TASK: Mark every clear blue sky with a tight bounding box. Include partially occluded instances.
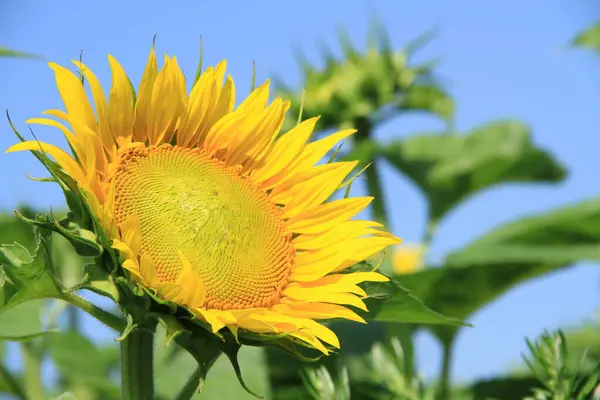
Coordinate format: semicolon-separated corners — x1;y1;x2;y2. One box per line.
1;0;600;384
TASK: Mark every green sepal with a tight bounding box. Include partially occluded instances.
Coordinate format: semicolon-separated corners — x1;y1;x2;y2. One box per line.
158;315;189;348
67;263;121;302
115;314;138;342
14;211;102;257
220;339;263;399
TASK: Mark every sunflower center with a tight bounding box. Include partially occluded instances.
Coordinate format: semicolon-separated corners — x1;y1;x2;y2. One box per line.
113;145;293;310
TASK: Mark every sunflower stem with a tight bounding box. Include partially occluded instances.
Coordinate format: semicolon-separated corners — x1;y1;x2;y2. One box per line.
436;336;455;400
354;117;389;228
120;320;158;400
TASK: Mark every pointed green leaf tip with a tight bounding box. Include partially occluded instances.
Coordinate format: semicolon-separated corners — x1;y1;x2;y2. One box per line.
221;341;264;399
572;22;600;54
0;46;42;59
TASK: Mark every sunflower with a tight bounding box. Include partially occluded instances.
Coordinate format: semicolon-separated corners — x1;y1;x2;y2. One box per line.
7;46;400;355
392;244;423;275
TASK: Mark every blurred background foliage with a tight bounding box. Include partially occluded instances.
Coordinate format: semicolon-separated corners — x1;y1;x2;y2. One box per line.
0;16;599;400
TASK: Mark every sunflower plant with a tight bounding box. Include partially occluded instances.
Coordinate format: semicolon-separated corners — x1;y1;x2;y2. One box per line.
0;41;466;399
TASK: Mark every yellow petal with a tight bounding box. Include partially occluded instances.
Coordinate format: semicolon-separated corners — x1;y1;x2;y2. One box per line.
6;141;85;184
119;214;142;254
293;221;382;250
177;66;217;147
252;117;319;183
48;62;97;130
286;197;373;234
331;236;401;273
273;302;365;323
226;99;286;166
107;55;135;143
174;251;205;307
278;162;358;217
133;46;158;142
236;80;270;112
139;252;157;287
147;56;186;144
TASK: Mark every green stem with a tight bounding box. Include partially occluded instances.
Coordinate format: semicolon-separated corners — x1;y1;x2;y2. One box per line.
365;161;389;226
67;305;80;331
174;366;204;400
21;342;44;400
354;117;389;228
61;292;126;332
120;320;157;400
0;364;27;400
436;337;455;400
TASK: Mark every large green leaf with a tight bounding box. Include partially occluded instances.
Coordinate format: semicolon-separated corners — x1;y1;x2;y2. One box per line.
0;299;52;340
365;280;466;326
393;198;600;342
382;120;566;221
47;331;116;391
0;239;62;314
0;209;37;250
572;22;600;54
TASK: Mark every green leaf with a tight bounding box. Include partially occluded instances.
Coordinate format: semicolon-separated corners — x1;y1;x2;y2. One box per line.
382;120;566;221
47;331;116;391
366;279;467;326
395;197;600;342
470;376;540;400
0;46;42;59
200;347;270;399
572;22;600;54
0;299;55;340
0;209;37;250
155;324;270;400
0;239;62;313
397;85;454;122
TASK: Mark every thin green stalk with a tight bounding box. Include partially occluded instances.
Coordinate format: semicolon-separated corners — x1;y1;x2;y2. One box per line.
21;342;44;400
61;292;126;332
365;162;389;226
355;117;419;384
436;337;455;400
120;320;157;400
353;117;389;227
0;364;27;400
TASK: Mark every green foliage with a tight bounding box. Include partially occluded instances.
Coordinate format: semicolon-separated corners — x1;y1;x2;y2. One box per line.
380;120;565;221
572;22;600;55
389;197;600;344
0;300;55;340
364;279;467;326
0;46;42;58
276;21;452;133
153;324;271;400
301;365;351;400
523;330;600;400
470;376;541;400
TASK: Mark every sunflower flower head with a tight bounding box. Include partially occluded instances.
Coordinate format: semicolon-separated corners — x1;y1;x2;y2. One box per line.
392;243;423;275
7;44;400;370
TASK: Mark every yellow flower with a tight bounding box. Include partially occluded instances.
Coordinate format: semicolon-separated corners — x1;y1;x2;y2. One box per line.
7;47;400;355
392;244;423;275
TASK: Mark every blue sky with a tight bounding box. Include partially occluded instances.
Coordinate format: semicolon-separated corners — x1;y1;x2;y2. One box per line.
1;0;600;384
